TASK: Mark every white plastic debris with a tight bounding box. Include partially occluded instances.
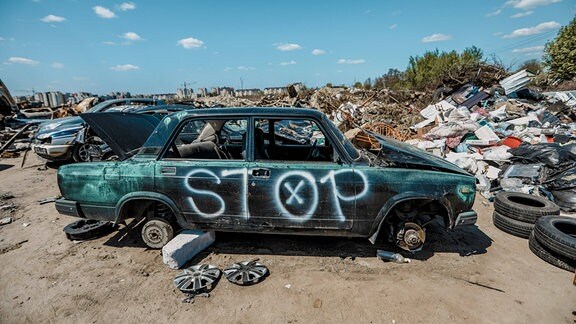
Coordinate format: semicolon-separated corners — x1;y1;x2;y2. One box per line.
474;125;499;141
485;166;502;180
162;230;216;269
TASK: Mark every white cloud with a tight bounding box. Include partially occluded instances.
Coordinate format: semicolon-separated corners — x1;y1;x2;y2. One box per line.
486;9;502;16
237;66;255;71
511;10;534;18
512;45;545;53
503;21;560;38
51;62;64;68
337;59;366;65
102;41;116;45
312;49;326;55
41;14;66;23
119;2;136;11
508;0;561;9
7;57;39;65
177;37;204;49
389;24;398;29
110;64;139;71
280;60;297;66
493;32;504;36
121;32;142;41
276;43;302;51
93;6;116;19
422;33;453;43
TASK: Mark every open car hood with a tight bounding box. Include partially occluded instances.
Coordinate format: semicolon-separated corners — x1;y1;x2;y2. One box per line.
367;131;470;176
80;112;161;160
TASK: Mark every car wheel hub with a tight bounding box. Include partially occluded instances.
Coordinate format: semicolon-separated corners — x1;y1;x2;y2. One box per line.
396;222;426;252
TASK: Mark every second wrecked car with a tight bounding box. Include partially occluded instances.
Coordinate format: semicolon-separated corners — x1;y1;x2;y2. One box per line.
55;107;477;250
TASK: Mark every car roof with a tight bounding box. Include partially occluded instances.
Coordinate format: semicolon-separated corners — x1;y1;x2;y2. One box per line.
171;107;327;119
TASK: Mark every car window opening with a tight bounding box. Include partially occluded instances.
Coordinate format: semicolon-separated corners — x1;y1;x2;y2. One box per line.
254;118;336;163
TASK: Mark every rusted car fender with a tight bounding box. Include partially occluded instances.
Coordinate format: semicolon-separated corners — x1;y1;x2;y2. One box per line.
368;191;453;244
114;191;187;228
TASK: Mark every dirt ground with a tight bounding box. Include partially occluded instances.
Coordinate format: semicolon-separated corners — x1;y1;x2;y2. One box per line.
0;154;574;323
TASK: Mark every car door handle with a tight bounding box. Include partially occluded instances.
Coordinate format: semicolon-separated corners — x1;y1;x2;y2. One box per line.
161;167;176;176
252;168;270;178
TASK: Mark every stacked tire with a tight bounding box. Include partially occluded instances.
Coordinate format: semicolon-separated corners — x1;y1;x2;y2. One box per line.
493;192;560;239
529;216;576;272
492;192;576;272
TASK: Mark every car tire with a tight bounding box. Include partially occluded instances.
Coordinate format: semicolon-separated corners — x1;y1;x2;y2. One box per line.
141;217;174;249
528;231;575;272
494;192;560;223
492;211;533;239
63;219;114;241
533;216;576;260
73;143;91;162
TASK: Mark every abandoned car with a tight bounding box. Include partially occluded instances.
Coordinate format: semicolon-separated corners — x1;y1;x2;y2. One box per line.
32;98;166;162
55;107;477;250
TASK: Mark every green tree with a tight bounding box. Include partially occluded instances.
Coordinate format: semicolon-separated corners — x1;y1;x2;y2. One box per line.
405;46;484;90
325;82;333;88
543;17;576;81
363;78;372;90
518;59;542;74
353;81;363;89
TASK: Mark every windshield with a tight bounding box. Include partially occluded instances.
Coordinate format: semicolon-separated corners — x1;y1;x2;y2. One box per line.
322;114;360;160
85;100;111;113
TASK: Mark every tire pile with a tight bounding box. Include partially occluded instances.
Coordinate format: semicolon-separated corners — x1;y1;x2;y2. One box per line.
493;192;576;272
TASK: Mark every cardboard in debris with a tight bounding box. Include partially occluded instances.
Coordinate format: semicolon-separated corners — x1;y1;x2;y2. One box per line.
465;139;498;146
474;125;499;141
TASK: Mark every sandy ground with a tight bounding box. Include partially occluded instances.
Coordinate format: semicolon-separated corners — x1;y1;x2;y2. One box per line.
0;154;574;323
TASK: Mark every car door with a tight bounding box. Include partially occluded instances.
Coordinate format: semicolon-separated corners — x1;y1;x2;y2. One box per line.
246;117;358;231
154;117;250;230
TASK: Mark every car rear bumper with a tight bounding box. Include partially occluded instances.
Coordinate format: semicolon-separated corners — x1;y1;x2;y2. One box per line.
55;199;84;218
454;210;477;227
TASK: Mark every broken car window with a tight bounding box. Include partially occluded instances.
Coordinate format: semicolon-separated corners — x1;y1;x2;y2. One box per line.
254;118;334;162
164;118;247;160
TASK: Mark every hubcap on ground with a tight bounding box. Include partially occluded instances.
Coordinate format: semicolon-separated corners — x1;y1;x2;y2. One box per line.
173;264;221;293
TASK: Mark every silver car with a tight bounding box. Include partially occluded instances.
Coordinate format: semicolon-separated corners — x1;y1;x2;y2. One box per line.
32;98;165;162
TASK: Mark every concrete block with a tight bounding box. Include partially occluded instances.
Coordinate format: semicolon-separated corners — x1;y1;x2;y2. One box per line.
162;230;215;269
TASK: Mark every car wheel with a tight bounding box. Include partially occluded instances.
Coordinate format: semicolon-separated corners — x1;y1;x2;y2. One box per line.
533;216;576;260
141;217;174;249
73;143;91;162
492;211;533;239
494;192;560;223
528;231;575;272
63;219;114;241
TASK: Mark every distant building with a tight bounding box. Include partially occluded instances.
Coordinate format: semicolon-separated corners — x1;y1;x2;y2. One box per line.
263;87;285;95
235;88;262;97
176;87;194;100
155;93;177;101
208;87;235;96
48;91;65;107
197;88;208;97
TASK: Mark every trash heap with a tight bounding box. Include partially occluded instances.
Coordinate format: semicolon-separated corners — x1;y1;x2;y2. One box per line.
404;70;576;212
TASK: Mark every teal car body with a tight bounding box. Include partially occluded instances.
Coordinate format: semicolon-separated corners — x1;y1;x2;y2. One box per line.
56;107;477;249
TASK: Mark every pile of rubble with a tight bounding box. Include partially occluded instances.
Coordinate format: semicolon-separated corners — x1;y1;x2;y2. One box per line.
403;70;576;211
194;86;428;137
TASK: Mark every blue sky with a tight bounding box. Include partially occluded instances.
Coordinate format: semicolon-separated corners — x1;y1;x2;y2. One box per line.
0;0;573;95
